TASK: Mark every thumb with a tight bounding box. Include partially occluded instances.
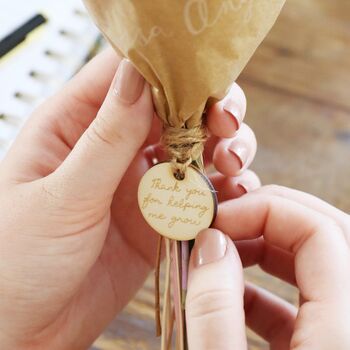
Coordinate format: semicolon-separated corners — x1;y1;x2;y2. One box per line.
51;59;153;199
186;229;247;350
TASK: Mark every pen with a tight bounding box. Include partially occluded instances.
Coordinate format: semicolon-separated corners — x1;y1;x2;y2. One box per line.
0;14;47;59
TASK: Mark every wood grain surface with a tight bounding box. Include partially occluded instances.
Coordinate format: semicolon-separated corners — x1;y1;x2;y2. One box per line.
93;0;350;348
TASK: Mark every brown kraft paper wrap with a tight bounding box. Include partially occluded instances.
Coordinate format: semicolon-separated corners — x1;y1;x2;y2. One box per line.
83;1;286;163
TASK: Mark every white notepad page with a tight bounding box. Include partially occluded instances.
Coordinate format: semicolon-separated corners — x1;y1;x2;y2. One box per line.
0;0;102;159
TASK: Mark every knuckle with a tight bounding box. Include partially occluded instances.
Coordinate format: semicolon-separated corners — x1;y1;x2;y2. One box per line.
346;215;350;227
186;289;236;319
39;176;78;211
87;115;125;147
40;174;78;204
40;176;65;202
260;184;285;194
319;218;343;236
39;175;94;219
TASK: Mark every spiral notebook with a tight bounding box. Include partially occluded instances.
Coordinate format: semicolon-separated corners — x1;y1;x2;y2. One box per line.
0;0;104;160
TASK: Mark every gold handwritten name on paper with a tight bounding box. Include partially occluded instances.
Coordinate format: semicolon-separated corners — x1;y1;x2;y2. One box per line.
138;163;216;240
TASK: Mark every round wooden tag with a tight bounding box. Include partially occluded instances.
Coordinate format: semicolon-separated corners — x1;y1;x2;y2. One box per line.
138;162;217;241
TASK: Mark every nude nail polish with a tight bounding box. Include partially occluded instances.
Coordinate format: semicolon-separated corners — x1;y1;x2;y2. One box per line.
228;139;249;169
114;59;145;104
193;229;227;267
223;99;243;129
235;180;251;194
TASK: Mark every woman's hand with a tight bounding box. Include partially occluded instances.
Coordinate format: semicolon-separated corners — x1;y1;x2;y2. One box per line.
186;186;350;350
0;48;258;349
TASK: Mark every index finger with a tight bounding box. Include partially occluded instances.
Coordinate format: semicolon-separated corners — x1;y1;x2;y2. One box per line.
214;193;350;302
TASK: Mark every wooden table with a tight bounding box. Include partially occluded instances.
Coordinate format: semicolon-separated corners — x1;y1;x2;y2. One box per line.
93;1;350;348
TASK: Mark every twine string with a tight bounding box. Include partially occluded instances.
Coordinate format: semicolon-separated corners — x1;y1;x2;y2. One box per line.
161;126;207;180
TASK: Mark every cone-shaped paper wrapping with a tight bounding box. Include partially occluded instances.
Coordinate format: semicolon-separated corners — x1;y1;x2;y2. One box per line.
83;0;285;129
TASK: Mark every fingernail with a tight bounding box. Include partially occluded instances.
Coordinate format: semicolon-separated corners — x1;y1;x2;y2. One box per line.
235;180;255;194
236;184;248;195
228;139;249;169
194;229;227;267
234;176;249;194
223;99;243;129
144;145;159;166
114;59;145;104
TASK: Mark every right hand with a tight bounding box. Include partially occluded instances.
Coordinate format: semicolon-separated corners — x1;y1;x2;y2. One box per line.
185;185;350;349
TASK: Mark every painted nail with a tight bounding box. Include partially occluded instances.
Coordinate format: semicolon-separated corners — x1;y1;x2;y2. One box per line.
233;175;249;194
235;183;248;195
235;179;254;194
223;99;243;129
194;229;227;267
114;59;145;104
144;145;159;166
228;139;249;169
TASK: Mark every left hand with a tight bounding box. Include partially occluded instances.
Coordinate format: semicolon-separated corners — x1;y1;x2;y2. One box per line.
0;48;258;349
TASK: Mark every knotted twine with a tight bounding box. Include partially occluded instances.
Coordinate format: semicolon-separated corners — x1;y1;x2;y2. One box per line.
161;125;207;180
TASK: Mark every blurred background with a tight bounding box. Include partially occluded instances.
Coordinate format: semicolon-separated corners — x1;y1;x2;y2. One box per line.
1;0;349;349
